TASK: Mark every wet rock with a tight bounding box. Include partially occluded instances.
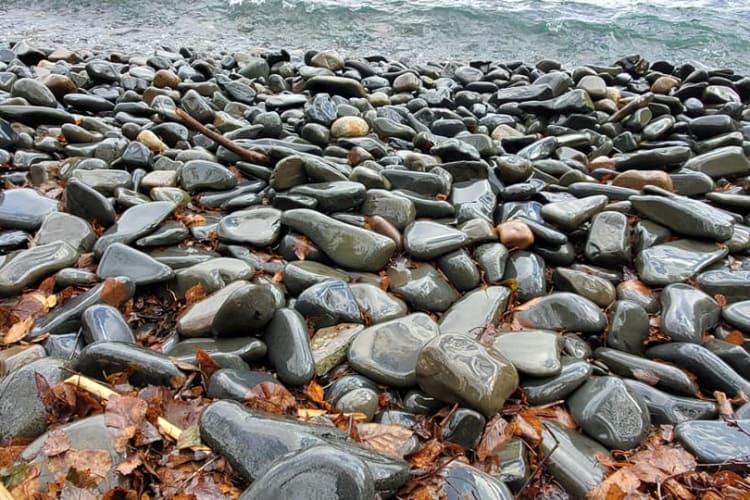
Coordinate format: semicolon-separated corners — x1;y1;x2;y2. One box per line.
217;207;282;247
623;379;717;425
521;357;592;405
415;333;519;417
387;262;460;312
0;188;58;230
349;313;439;387
0;241;79;297
97;243;175;285
282;209;395;272
0;358;66;440
264;308;315;386
636;239;728;286
295;280;362;328
595;347;698;397
696;270;750;303
631;194;734;241
177;280;248;337
75;341;185;388
403;220;468;260
683;145;750;178
350;284;408;324
94;201;176;256
34;212;95;252
585;211;631;266
541;195;608;231
207;369;279;400
311;324;364;376
675;420;750;464
552;267;616;307
513;292;606;334
81;304;136;344
213;283;278;336
434;461;513;500
606;300;649;354
568;376;650;450
181;160;237;192
240;445;375;500
660;283;720;344
491;330;563;377
722;300;750;333
439;286;511;336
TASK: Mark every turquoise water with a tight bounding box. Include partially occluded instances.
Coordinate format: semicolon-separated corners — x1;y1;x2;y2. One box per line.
1;0;749;71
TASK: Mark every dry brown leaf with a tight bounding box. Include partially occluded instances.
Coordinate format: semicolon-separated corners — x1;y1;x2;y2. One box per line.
36;373;77;422
10;291;48;322
184;283;206;309
587;467;643;500
104;394;148;453
3;316;34;344
42;429;71;457
100;277;132;307
195;348;221;385
529;405;578;429
407;439;444;469
723;330;747;346
629;446;696;484
476;415;513;462
115;454;142;476
513;410;543;447
357;423;414;458
47;449;112;483
245;382;297;416
176;424;202;450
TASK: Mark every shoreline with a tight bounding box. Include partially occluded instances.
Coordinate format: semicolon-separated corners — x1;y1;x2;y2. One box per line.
1;39;750;498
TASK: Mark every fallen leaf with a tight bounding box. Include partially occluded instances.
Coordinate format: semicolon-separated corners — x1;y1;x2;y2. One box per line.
42;429;71;457
195;348;221;385
723;330;746;346
477;415;513;462
513;410;543;447
587;467;642;499
59;483;99;500
176;424;202;450
245;382;297;416
10;291;48;322
529;405;578;430
357;423;414;458
184;283;205;309
115;454;142;476
714;294;728;308
47;449;112;484
407;439;444;469
714;391;734;418
3;316;34;344
629;446;696;484
100;277;132;307
104;394;148;453
35;374;77;422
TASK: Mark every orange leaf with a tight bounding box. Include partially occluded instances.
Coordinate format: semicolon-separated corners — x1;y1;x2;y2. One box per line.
513;410;543;447
184;283;206;308
11;291;49;322
305;380;325;405
587;468;641;500
476;415;513;462
723;330;746;346
407;439;444;469
245;382;297;416
195;348;221;384
42;430;71;457
100;277;132;306
357;423;414;458
528;405;578;430
714;294;728;308
46;449;112;484
3;316;34;344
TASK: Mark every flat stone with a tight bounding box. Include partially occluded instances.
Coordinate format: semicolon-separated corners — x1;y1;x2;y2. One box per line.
568;376;650;450
623;379;717;425
675;420;750;464
81;304;136;344
387;262;460;312
283;260;350;296
682;145;750;178
723;300;750;333
181;160;237;192
503;251;546;301
34;212;95;253
177;280;248;337
217;207;282;247
541;195;608;231
348;313;440;387
473;243;509;284
311;324;365;376
290;181;366;213
513;292;606;334
240;445;375;500
491;330;563;377
361;189;416;230
521;357;592;405
595;347;698;397
437;249;481;291
416;333;519;417
552;267;616;307
607;300;649;354
660;283;720;343
94;201;176;257
631;194;734;241
439;286;511;336
0;188;58;230
295;280;362;328
585;211;631;267
76;341;185;388
350;283;408;324
636;239;728;286
434;461;513;500
97;243;175;285
403;220;468;261
0;241;79;297
282;209;395;272
207;369;279;401
697;270;750;303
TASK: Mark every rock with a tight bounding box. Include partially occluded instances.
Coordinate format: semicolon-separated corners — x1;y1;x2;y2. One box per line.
503;251;546;301
81;304;136;344
606;300;649;354
623;380;717;425
473;243;509;284
568;376;650;450
331;116;369;137
264;308;315;386
403;220;468;260
181;160;237;192
631;194;734;241
177;281;248;337
595;346;698;396
336;389;380;421
697;270;750;303
439;286;511;336
217;207;282;247
11;78;58;107
645;343;750;397
585;211;631;266
722;300;750;333
415;333;519;417
207;369;279;400
361;189;416;230
348;313;440;387
387;262;460;312
0;241;79;297
636;239;728;286
200;400;409;492
0;358;66;440
212;283;278;336
75;341;185;388
660;284;720;343
442;408;485;450
434;461;513;500
311;324;364;376
350;284;408;324
97;243;175;285
612;170;673;191
491;330;563;377
94;201;176;256
240;446;375;500
541;195;608;231
675;420;750;464
541;422;610;499
521;357;592;405
497;220;534;250
552;267;616;307
295;280;362;328
64;178;116;227
0;188;58;230
682;145;750;178
513;292;606;334
34;212;95;253
282;209;395;272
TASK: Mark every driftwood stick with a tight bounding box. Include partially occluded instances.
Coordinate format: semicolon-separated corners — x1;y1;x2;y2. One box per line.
174;108;270;164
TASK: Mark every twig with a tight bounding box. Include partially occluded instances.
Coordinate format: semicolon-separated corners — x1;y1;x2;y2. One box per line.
174;108;270;164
